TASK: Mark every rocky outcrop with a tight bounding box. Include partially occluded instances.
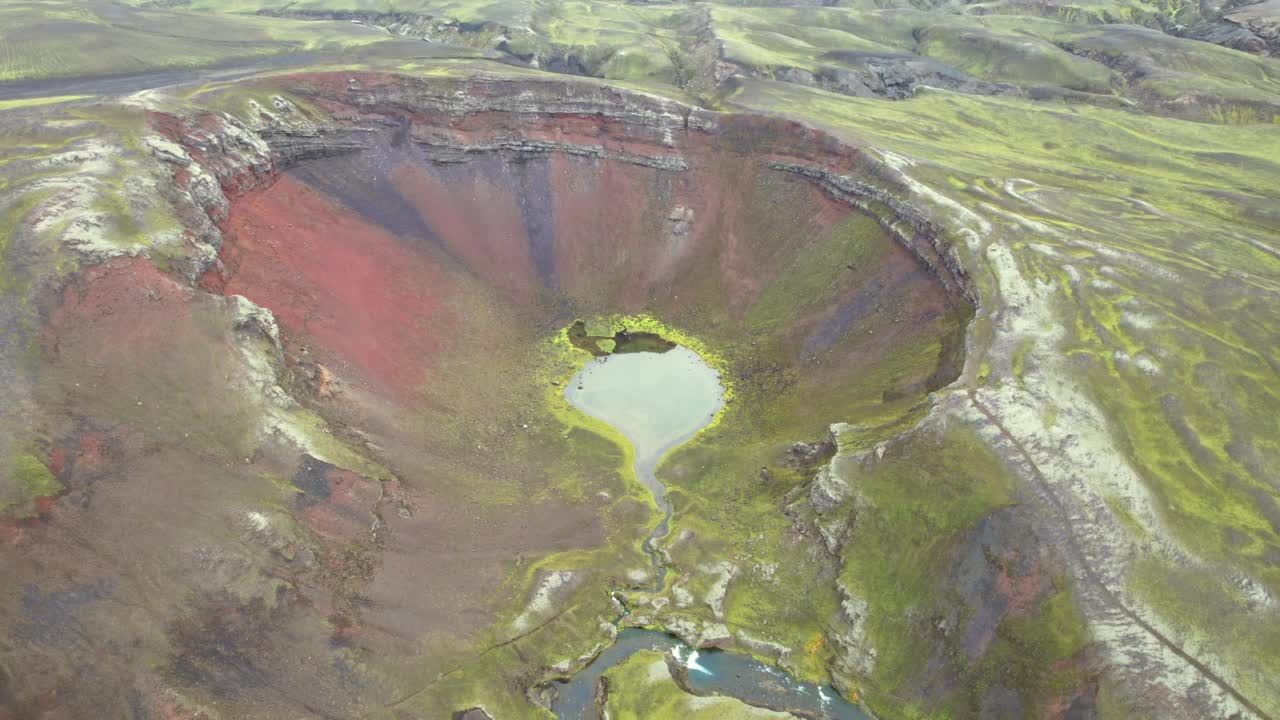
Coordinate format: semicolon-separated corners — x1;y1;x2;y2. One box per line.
1187;0;1280;56
661;615;733;649
767;160;974;303
740;52;1019;101
829;580;876;679
787;438;834;467
808;465;850;514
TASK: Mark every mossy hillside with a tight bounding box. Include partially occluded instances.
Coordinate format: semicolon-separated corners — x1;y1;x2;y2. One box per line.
0;188;59;296
530;0;687;84
961;582;1093;713
710;5;936;58
169;0;692;86
710;6;902;74
0;95;91;111
832;426;1092;718
107;0;1280;123
136;0;508;13
831;427;1016;696
908;13;1280;110
745;211;884;332
643;321;965;677
1074;322;1280;591
914;23;1117;94
704;3;1280;121
729;73;1278;702
1027;0;1219;27
1050;23;1280;92
599;650;790;720
0;0;406;82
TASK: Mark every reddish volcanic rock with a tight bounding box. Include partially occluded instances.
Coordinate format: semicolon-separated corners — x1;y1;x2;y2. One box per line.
390;159;544;303
205;174;455;393
290;455;381;542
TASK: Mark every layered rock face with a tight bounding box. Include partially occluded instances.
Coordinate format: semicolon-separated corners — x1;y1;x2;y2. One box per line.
195;71;973;410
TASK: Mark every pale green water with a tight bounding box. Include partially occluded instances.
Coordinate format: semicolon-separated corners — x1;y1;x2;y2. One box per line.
563;346;724;511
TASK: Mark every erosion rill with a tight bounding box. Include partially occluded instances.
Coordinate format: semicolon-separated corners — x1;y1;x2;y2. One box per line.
1;37;1277;720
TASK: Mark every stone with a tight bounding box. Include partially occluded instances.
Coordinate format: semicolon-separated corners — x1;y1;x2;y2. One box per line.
809;465;850;514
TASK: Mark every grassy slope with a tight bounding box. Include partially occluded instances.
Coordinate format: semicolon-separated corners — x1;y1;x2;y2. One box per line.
833;424;1093;716
0;0;412;82
106;0;1280;118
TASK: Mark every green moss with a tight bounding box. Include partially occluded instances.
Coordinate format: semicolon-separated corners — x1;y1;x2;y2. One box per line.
0;95;90;111
747;212;883;331
2;452;63;518
977;359;992;384
818;427;1094;718
836;427;1015;703
1011;338;1033;383
1104;494;1149;539
0;0;400;82
916;23;1116;94
280;408;392;480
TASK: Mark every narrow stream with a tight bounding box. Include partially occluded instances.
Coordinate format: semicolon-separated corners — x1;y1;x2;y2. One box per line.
562;345;723;589
553;342;872;720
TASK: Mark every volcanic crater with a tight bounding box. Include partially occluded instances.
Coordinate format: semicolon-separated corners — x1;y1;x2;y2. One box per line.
18;71;976;717
200;71;971;399
199;71;971;714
